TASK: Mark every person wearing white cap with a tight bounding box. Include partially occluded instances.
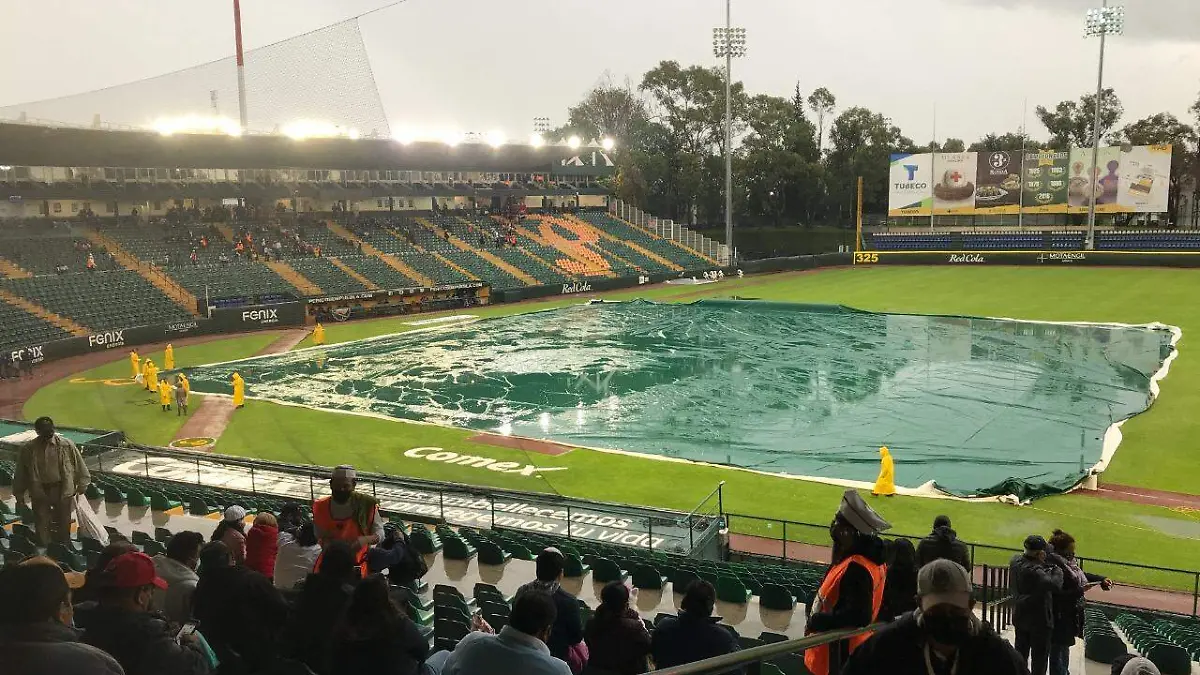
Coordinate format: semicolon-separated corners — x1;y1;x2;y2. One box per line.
211;505;248;565
313;464;383;576
842;559;1027;675
805;489;891;675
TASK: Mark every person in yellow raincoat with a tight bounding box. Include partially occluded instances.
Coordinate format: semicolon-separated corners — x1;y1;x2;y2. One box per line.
157;378;172;412
146;360;159;392
872;446;896;496
141;358;152;389
312;322;325;346
130;349;140;379
231;372;245;408
164;343;175;370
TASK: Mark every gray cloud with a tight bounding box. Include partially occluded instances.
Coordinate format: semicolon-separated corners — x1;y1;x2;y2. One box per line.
947;0;1200;41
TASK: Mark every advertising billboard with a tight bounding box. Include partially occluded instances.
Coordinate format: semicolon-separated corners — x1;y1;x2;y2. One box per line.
932;152;978;215
1119;144;1172;213
1022;149;1070;214
888;153;933;216
974;150;1024;214
1068;146;1122;214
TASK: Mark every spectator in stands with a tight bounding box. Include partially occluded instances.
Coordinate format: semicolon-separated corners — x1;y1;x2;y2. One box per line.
12;416;91;545
918;515;971;571
282;540;360;673
842;559;1026;675
651;580;740;673
152;531;204;624
277;503;306;536
0;557;124;675
881;538;920;621
245;512;280;581
805;489;891;675
81;552;211;675
1010;535;1064;675
191;541;289;673
433;589;569;675
86;253;96;271
313;465;383;575
514;547;585;667
1047;530;1111;675
210;505;247;565
74;541;139;606
1111;654;1160;675
276;521;323;590
584;581;651;675
330;573;429;675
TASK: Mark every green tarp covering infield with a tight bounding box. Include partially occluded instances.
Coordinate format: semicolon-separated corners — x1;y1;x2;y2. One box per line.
182;301;1176;500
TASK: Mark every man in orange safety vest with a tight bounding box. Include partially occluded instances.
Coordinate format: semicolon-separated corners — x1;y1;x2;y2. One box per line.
312;465;382;576
805;489;891;675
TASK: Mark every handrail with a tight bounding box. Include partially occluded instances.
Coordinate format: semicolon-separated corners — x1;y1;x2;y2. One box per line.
686;480;726;520
645;623;883;675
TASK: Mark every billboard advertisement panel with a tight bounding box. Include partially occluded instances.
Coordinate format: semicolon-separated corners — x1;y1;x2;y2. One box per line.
974;150;1024;214
1022;149;1070;214
932;152;978;215
1068;146;1123;214
888;153;933;216
1119;144;1172;213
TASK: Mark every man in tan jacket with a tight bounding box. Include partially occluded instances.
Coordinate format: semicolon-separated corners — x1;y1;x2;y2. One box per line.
13;416;91;545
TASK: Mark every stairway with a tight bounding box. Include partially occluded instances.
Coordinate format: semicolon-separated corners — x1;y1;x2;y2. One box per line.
328;257;380;290
265;260;323;296
616;214;720;265
566;215;683;272
0;256;33;279
0;288;90;335
445;237;538;286
81;228;201;317
328;221;434;286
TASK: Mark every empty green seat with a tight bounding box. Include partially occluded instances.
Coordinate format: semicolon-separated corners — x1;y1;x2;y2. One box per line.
631;564;668;590
716;576;753;604
759;584;796;611
591;557;628;584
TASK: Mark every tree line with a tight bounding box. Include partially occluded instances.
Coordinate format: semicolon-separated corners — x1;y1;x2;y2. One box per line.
554;62;1200;228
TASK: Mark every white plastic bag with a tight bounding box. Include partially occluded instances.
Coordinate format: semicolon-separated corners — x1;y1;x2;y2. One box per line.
75;493;109;545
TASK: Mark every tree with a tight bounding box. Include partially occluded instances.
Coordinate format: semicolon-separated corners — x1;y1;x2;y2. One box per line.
826;107;914;215
739;94;822;225
1035;88;1123;148
560;75;650;151
941;138;966;153
1117;112;1199;219
969;131;1037;152
807;87;836;151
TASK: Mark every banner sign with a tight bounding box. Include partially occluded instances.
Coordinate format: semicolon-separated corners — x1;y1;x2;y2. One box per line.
854;251;1200;268
932;152;978;215
888;153;934;216
974;151;1024;214
306;281;486;305
890;145;1173;216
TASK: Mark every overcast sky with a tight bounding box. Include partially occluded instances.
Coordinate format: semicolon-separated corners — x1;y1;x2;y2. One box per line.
0;0;1196;145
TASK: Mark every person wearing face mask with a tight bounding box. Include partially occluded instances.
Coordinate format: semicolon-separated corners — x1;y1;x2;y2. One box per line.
805;489;891;675
80;552;212;675
0;557;124;675
843;559;1027;675
314;465;383;576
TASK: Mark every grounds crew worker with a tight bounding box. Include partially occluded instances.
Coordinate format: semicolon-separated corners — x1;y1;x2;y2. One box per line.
872;446;896;496
164;343;175;371
13;416;91;545
130;349;140;379
231;372;245;408
806;489;891;675
158;378;173;412
312;322;325;346
313;465;382;576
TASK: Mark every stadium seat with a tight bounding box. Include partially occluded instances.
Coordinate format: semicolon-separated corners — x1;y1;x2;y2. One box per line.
563;552;590;579
151;492;183;511
759;584;796;611
591;557;628;584
716;576;753;604
631;564;668;590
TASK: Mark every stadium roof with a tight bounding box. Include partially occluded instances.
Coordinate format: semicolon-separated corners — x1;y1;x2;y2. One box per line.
0;123;615;175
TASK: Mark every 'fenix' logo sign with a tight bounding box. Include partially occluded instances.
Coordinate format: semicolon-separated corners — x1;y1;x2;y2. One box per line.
242;309;279;323
88;330;125;348
9;345;44;363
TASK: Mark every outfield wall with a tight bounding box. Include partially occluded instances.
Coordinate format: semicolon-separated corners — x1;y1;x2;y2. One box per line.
852;251;1200;267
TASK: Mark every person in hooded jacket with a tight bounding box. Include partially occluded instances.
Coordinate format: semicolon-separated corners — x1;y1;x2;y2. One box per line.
843;559;1027;675
918;515;971;571
190;541;289;673
1010;535;1064;675
880;538;919;621
244;512;280;581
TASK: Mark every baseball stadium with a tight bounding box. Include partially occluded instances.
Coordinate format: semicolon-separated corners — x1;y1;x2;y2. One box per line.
2;3;1200;675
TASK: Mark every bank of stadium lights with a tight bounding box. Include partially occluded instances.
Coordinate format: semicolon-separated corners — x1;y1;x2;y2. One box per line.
601;138;615;151
281;120;360;141
530;133;547;148
1085;4;1124;37
485;130;507;148
152;115;242;137
567;135;582;150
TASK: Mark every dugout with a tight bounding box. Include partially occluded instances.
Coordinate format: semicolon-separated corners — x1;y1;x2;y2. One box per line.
306;281;488;323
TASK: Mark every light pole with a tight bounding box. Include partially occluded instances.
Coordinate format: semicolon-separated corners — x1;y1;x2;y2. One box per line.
1083;2;1124;250
713;8;746;265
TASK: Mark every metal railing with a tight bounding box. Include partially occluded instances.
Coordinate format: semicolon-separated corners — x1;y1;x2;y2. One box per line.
646;623;882;675
725;512;1200;617
609;199;731;265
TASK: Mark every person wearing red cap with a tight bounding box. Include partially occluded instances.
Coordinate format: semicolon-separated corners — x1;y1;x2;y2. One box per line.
80;552;212;675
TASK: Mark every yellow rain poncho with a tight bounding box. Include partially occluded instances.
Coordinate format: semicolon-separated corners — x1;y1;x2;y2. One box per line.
872;446;896;496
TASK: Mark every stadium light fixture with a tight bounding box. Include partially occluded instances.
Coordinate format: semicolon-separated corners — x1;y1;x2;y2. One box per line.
530;133;546;148
442;130;464;147
486;130;507;148
281;120;357;141
1082;1;1124;251
348;129;361;140
601;137;615;151
393;129;418;145
151;114;242;137
567;135;582;150
714;2;747;266
0;166;10;171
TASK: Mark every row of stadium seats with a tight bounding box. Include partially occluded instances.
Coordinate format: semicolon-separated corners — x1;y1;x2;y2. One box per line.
337;253;420;289
0;269;193;330
286;256;369;295
0;228;107;274
0;297;72;354
867;230;1200;252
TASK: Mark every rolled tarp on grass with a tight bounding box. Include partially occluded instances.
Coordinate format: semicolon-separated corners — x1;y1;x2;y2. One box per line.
181;300;1178;502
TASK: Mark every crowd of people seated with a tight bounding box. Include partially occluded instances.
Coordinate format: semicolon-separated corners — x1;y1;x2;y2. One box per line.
2;423;1147;675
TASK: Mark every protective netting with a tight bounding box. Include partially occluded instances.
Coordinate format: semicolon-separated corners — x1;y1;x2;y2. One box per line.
0;19;389;136
182;301;1175;499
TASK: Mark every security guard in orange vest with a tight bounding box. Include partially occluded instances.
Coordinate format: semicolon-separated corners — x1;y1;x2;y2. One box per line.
313;465;382;576
805;489;891;675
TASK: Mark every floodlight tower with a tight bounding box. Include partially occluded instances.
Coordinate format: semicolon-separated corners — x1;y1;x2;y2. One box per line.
713;4;746;265
1083;1;1124;250
233;0;249;131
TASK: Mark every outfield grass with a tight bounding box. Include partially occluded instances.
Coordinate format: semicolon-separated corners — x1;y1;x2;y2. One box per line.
28;267;1200;590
